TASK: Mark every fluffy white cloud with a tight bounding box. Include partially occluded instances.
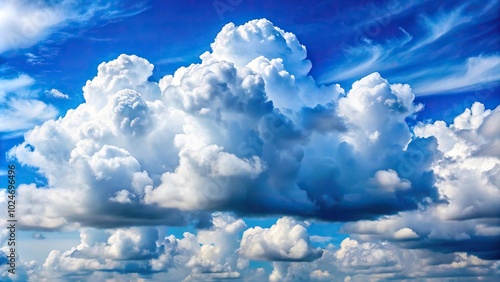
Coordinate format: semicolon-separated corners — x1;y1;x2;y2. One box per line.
267;237;499;281
44;89;69;99
204;19;312;78
297;71;439;222
7;18;444;232
201;18;343;110
393;227;419;240
239;217;323;262
371;169;411;192
30;213;248;281
343;102;500;260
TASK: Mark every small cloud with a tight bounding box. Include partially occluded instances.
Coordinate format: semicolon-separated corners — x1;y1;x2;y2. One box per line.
310;235;333;243
25;47;59;65
393;228;419;240
25;52;42;65
32;232;46;240
156;57;187;65
239;217;323;262
109;189;134;204
45;89;69;99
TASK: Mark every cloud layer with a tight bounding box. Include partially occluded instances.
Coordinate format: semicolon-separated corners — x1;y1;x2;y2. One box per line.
2;18;499;280
2;214;498;281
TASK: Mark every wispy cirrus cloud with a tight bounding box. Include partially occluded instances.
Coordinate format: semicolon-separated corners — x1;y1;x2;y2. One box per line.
0;0;148;54
0;73;58;135
319;0;499;95
413;55;500;95
0;74;34;102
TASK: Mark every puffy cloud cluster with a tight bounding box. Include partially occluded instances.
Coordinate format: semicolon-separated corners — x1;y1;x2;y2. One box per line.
1;212;499;280
9;19;441;232
22;213;249;281
343;102;500;260
298;72;441;221
267;237;500;281
239;217;322;261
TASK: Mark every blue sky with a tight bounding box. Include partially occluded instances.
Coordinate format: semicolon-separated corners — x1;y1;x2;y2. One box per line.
1;0;499;281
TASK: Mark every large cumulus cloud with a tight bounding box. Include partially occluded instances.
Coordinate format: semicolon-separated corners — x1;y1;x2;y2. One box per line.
8;19;443;232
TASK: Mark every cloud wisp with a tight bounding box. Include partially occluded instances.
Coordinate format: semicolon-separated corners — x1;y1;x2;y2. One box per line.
0;73;59;135
319;0;500;95
0;0;148;54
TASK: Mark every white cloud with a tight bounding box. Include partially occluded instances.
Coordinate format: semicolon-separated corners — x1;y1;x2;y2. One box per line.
310;235;333;243
202;18;343;110
410;3;473;52
0;74;35;102
0;0;65;53
31;213;248;281
266;237;498;281
239;217;323;262
0;0;148;53
318;1;500;95
414;55;500;95
343;102;500;259
0;73;61;134
204;19;312;78
393;228;419;240
45;88;69;99
371;169;411;192
7;19;443;231
0;98;58;133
